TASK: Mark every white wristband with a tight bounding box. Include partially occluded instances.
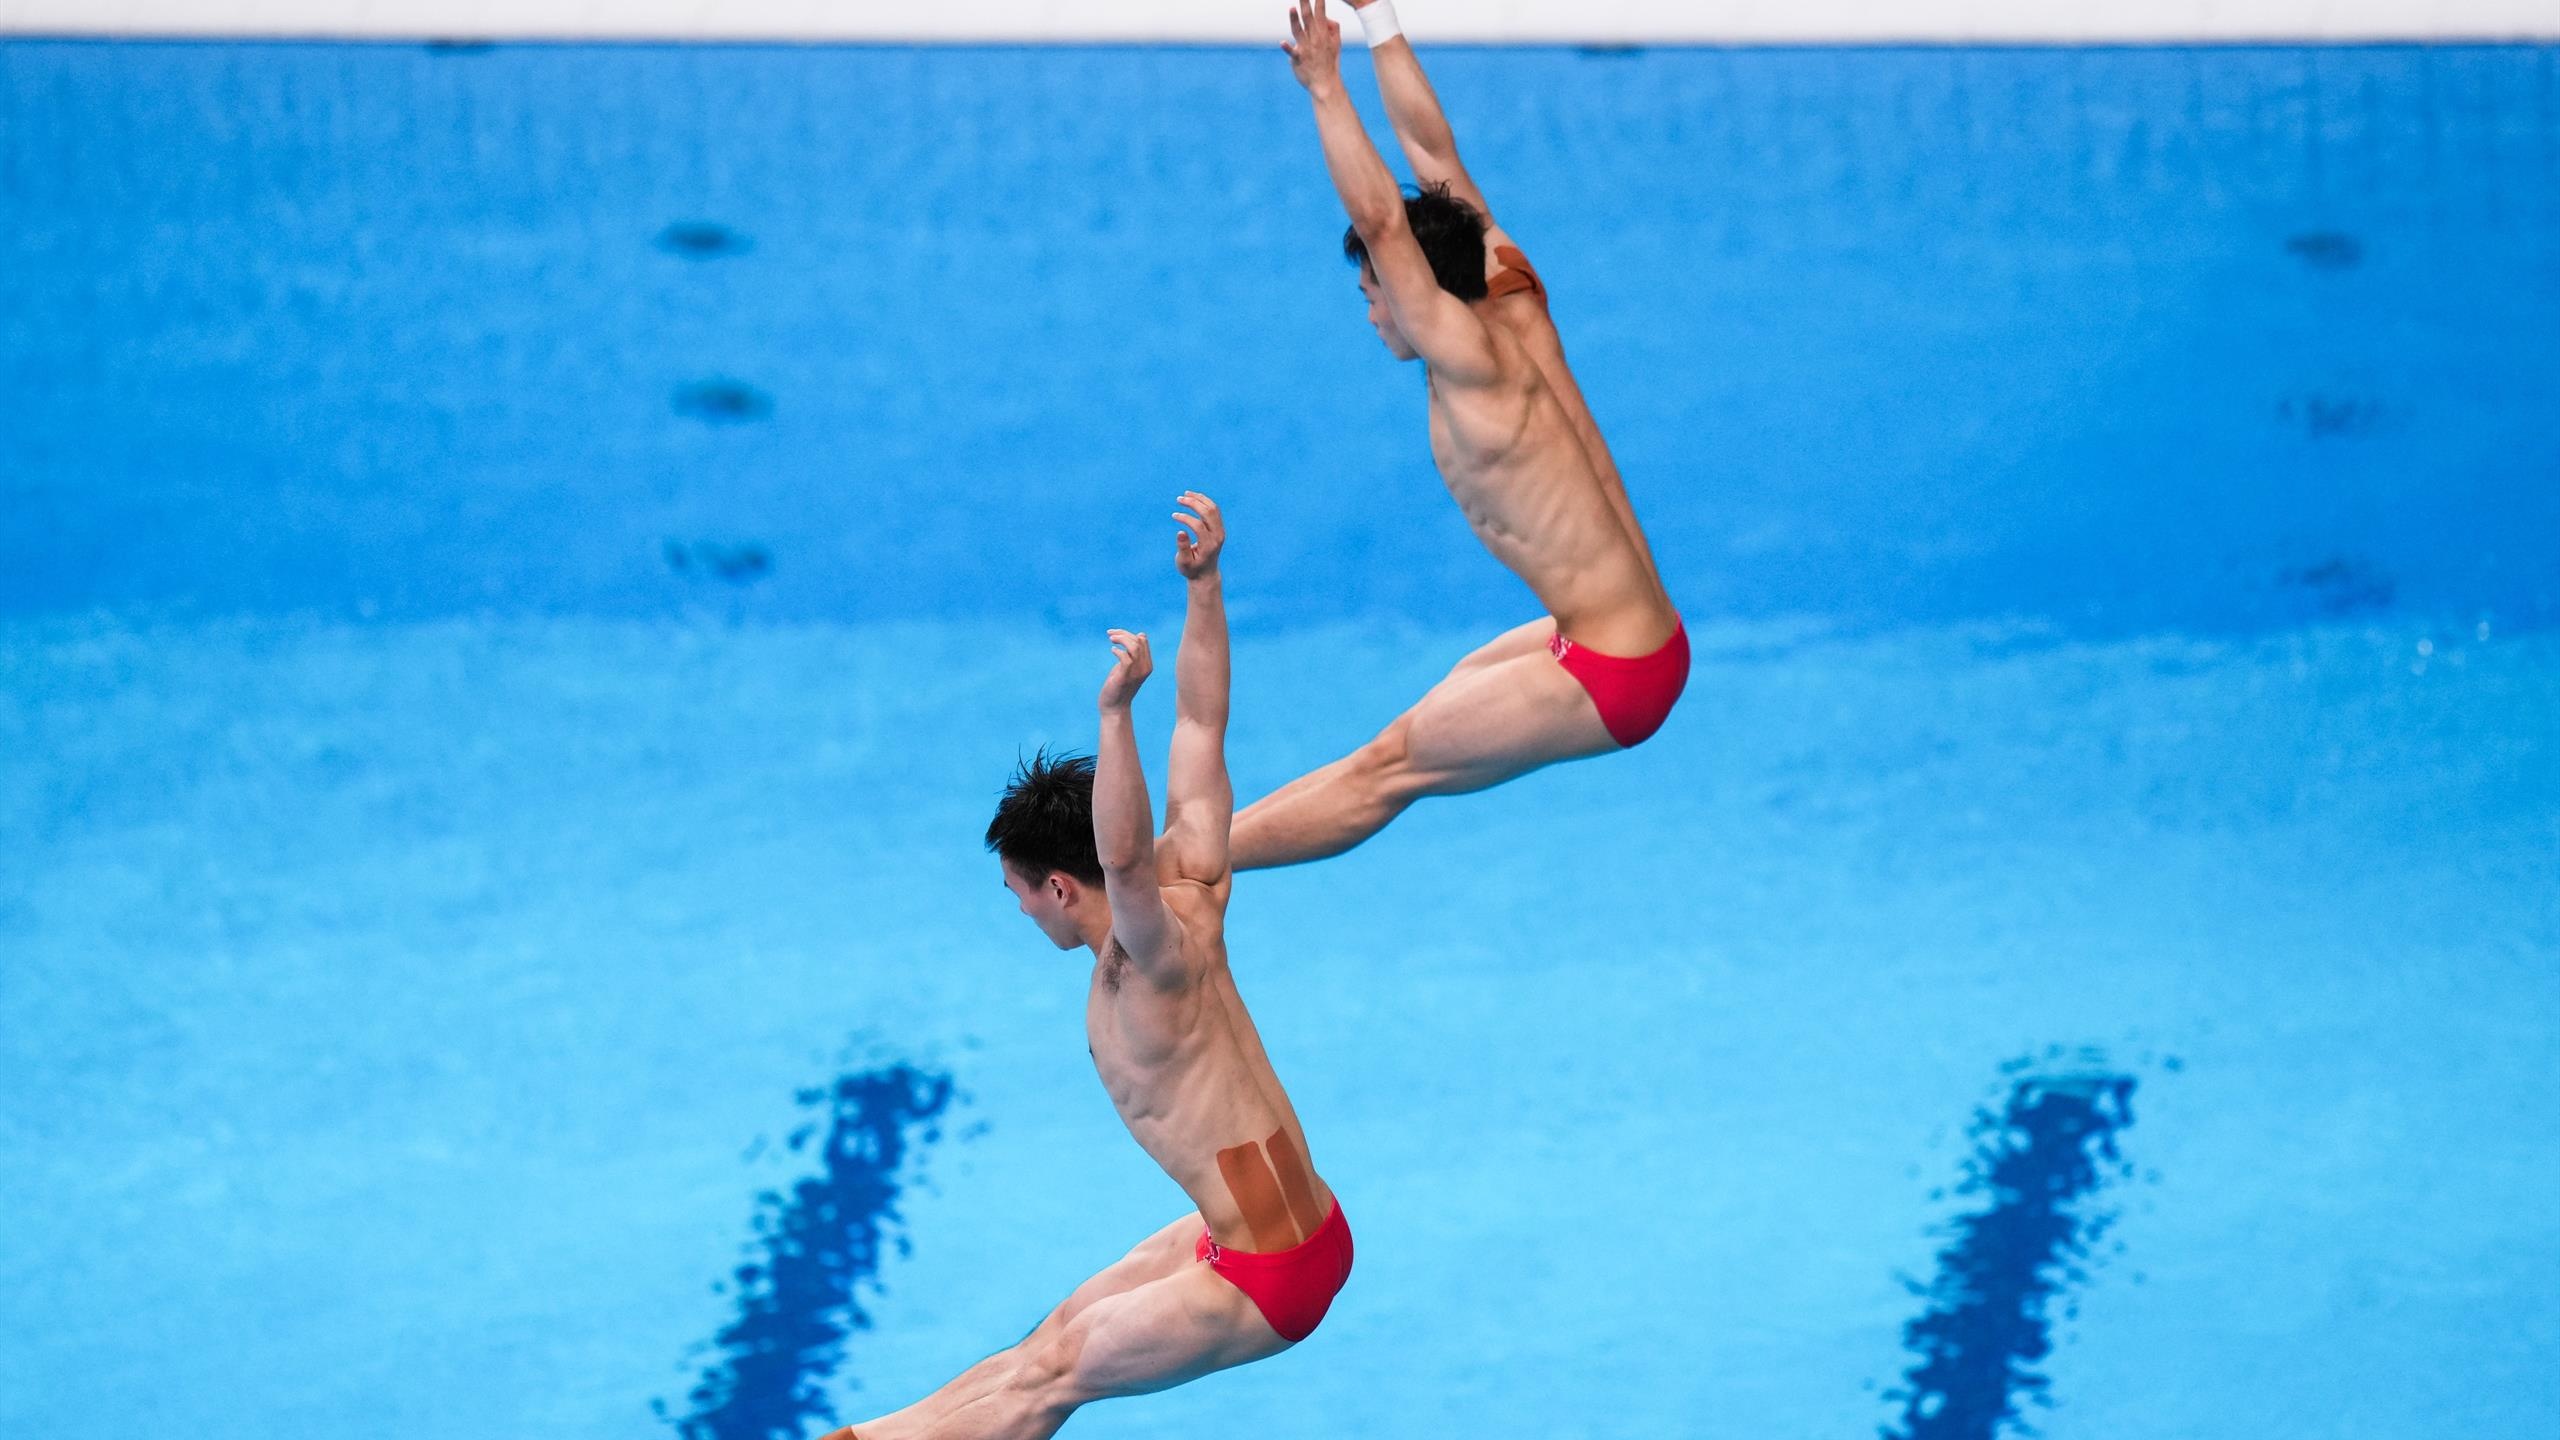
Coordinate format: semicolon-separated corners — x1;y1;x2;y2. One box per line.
1354;0;1404;48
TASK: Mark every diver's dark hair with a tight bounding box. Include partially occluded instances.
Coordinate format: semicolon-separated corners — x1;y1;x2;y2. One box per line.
1341;182;1490;302
986;748;1104;885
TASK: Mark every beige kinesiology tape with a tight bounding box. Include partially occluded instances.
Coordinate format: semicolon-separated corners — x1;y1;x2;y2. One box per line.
1214;1128;1326;1253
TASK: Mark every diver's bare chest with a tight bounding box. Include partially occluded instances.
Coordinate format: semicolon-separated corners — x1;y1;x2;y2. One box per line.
1085;978;1183;1095
1085;1017;1183;1124
1424;447;1536;548
1428;411;1553;539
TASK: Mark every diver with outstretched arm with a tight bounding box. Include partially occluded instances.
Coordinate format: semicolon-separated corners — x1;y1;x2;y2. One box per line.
828;494;1351;1439
1230;0;1689;872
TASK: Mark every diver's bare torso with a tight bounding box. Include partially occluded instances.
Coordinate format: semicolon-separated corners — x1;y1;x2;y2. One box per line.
1476;229;1659;573
1422;311;1676;656
1089;880;1333;1252
1228;0;1689;872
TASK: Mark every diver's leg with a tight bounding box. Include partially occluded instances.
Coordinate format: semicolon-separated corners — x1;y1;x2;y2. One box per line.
1230;640;1612;871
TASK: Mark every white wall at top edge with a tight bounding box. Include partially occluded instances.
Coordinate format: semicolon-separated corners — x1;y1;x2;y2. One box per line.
2;0;2554;42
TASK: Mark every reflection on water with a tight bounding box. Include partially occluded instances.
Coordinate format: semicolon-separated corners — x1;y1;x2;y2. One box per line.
1884;1057;2144;1440
658;1061;959;1440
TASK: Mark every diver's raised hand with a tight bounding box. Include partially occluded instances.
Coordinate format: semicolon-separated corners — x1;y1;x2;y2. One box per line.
1099;629;1154;710
1284;0;1344;94
1173;491;1225;580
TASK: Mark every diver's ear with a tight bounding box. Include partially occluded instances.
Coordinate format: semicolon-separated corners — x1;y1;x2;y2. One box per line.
1049;873;1071;903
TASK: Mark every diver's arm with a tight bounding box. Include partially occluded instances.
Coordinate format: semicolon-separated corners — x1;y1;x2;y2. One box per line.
1094;633;1188;987
1290;1;1402;239
1292;1;1498;381
1361;13;1498;222
1159;493;1232;888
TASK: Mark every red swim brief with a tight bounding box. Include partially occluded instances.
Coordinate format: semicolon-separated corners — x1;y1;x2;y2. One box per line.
1550;620;1690;748
1197;1202;1354;1343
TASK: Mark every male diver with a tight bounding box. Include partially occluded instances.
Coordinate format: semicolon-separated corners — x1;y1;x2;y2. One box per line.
1233;0;1687;870
829;493;1351;1439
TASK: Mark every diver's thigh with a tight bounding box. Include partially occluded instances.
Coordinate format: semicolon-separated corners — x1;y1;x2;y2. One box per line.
1063;1263;1289;1404
1043;1213;1204;1334
1443;616;1559;680
1403;649;1613;795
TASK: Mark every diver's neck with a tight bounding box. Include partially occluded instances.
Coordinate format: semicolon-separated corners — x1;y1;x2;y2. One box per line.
1071;896;1114;955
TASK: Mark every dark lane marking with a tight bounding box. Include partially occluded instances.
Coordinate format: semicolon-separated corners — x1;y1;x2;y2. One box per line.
657;1062;958;1440
672;379;775;424
2276;393;2385;439
659;222;756;259
663;539;775;585
1883;1060;2143;1440
2284;230;2364;270
2279;556;2396;616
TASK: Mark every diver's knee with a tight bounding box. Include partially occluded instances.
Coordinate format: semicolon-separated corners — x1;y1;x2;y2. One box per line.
1350;716;1424;801
1016;1325;1091;1410
1357;713;1415;774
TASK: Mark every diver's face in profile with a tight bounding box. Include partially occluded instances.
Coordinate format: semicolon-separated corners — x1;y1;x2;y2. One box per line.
1359;263;1418;362
1002;861;1083;950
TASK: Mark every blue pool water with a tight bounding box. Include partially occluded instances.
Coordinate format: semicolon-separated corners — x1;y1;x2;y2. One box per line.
3;39;2557;1440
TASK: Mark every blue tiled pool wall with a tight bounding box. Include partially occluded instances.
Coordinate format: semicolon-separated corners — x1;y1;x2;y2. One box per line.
2;41;2555;637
